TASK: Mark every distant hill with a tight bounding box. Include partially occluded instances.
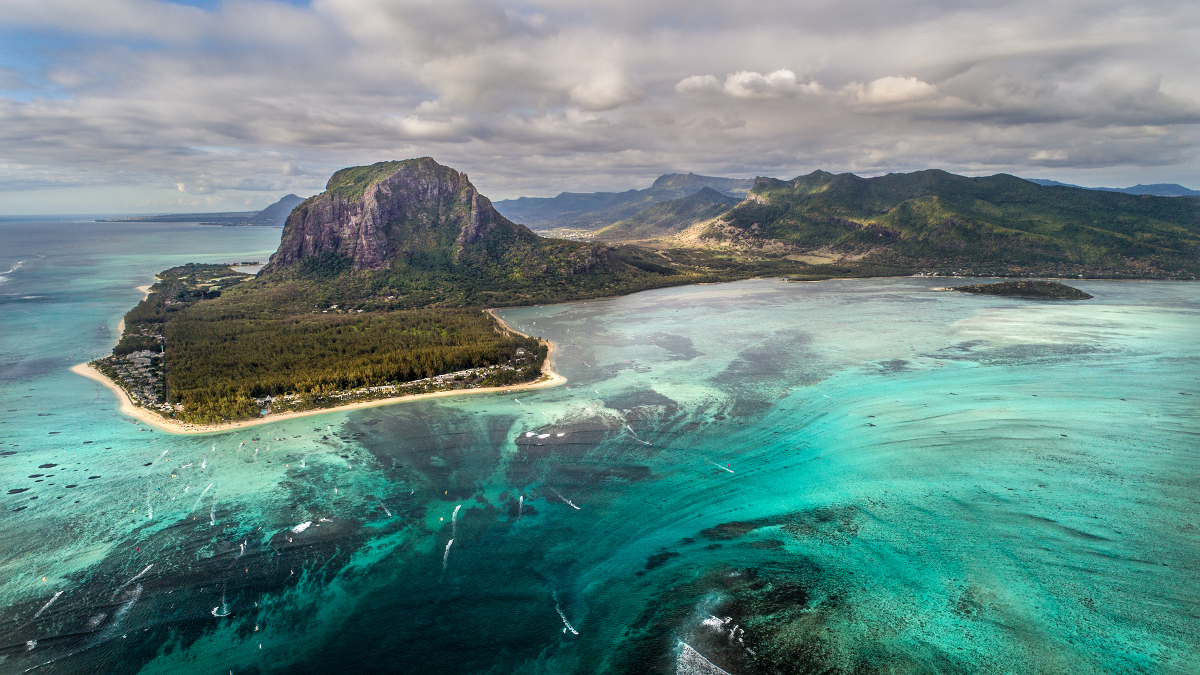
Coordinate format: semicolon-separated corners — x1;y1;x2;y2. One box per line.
492;172;753;231
1026;178;1200;197
595;187;739;241
96;211;257;224
246;194;304;226
95;194;306;226
698;170;1200;278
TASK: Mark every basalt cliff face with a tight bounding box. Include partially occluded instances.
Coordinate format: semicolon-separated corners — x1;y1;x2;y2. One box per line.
263;158;538;273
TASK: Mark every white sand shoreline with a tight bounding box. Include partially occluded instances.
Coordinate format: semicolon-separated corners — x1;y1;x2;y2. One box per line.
72;308;564;436
114;284;153;337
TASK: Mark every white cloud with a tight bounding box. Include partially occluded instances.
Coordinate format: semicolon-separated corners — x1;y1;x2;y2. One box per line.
845;76;939;104
724;69;804;98
675;74;721;94
569;72;642;111
676;70;821;98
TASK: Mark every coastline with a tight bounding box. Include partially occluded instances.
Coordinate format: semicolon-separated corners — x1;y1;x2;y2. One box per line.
71;308;564;435
115;284;153;337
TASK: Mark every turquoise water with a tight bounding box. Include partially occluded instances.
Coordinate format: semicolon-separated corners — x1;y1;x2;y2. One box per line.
1;222;1198;674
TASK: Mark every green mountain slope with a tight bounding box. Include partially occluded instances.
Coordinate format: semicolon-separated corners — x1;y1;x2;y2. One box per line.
596;187;739;241
493;172;753;231
705;170;1200;277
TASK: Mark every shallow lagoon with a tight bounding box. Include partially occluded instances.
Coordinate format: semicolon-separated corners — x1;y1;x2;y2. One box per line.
1;221;1198;674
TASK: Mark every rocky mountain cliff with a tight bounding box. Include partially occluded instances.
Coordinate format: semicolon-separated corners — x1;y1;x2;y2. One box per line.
254;158;684;307
264;158;537;273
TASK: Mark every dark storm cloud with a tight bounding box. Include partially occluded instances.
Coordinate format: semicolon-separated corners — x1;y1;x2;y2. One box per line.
0;0;1197;211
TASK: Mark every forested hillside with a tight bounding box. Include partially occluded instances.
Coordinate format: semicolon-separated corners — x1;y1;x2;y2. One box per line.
698;170;1200;278
595;187;738;241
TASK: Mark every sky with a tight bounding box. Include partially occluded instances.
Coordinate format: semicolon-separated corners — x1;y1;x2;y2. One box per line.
1;0;1198;214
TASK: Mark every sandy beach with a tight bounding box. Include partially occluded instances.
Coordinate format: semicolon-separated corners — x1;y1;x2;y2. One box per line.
72;309;565;436
114;284;153;337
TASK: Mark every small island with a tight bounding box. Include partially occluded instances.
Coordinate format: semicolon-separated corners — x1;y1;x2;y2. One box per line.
949;280;1093;299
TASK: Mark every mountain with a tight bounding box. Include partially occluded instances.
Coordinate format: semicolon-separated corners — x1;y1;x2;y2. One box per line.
595;187;739;241
109;158;737;424
492;172;754;231
1026;178;1200;197
694;170;1200;277
257;157;680;307
247;194;304;226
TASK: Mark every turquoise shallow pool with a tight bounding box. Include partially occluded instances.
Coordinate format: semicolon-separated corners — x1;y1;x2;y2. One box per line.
1;221;1198;674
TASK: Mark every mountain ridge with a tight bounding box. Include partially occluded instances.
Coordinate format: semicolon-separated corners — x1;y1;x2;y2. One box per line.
595;187;739;241
492;172;753;231
1025;178;1200;197
684;169;1200;278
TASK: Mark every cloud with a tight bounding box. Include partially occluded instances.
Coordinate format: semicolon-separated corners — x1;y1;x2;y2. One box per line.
0;0;1198;213
842;76;940;106
569;72;642;111
675;74;721;95
676;70;821;98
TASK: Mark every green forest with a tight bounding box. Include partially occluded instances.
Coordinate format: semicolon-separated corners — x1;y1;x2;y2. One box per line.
98;263;550;424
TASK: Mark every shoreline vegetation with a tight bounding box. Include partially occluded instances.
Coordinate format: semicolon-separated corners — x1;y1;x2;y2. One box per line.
73;310;564;435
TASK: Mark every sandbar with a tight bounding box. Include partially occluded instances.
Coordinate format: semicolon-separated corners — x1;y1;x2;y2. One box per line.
72;309;564;436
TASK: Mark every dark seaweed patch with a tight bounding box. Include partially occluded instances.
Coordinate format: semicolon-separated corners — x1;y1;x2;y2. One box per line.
644;550;680;571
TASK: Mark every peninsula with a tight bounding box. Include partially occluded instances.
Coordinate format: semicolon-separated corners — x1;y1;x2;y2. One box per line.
81;157;1198;430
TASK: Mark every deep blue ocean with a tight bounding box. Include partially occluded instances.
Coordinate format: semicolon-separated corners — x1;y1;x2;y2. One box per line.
1;219;1198;674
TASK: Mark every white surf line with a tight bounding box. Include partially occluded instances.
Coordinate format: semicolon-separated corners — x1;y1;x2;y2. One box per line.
625;424;651;445
210;504;216;525
115;564;153;595
677;642;731;675
190;483;214;512
451;504;461;538
555;602;579;635
31;591;63;620
548;486;581;510
707;460;735;474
